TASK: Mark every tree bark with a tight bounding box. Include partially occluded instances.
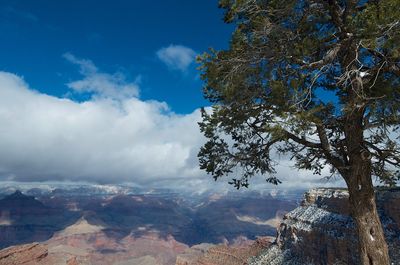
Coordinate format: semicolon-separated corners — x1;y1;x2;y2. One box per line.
342;104;391;265
346;166;390;265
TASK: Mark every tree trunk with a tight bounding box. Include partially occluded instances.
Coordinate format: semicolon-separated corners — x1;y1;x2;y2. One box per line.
348;186;390;265
342;98;391;265
345;161;390;265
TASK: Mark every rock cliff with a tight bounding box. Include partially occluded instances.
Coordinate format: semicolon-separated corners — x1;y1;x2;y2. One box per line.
176;237;273;265
0;243;48;265
250;188;400;265
0;191;80;249
0;242;88;265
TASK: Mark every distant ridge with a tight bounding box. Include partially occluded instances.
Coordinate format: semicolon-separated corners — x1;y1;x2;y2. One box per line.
0;190;45;210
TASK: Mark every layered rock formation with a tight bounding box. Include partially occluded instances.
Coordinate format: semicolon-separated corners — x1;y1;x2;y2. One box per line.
250;188;400;265
0;189;297;250
0;191;79;248
0;219;188;265
0;242;88;265
0;235;272;265
176;237;273;265
0;243;48;265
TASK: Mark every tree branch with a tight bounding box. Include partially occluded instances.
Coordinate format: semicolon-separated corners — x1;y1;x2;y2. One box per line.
316;125;331;151
342;0;358;26
284;130;322;149
365;141;400;167
327;0;345;36
316;125;347;171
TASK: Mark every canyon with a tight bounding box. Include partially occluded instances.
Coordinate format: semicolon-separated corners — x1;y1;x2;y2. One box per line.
0;185;298;265
1;186;399;265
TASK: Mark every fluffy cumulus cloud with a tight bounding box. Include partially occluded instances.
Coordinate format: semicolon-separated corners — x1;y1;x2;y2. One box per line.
156;44;196;72
0;55;341;191
63;53;139;99
0;70;205;187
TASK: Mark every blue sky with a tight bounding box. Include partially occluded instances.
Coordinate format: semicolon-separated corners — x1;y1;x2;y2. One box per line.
0;0;233;113
0;1;341;190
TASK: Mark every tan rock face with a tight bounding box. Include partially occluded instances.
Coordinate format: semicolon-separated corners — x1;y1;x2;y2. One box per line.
0;219;188;265
176;244;214;265
0;242;93;265
0;243;48;265
176;237;273;265
66;257;79;265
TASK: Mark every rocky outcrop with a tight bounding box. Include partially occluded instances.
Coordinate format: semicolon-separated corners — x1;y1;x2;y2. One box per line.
176;237;273;265
250;188;400;265
176;243;214;265
0;215;188;265
0;243;48;265
0;242;91;265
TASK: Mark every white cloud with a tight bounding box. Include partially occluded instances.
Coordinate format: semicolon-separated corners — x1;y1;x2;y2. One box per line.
63;53;139;99
156;44;196;72
0;71;205;186
0;57;341;191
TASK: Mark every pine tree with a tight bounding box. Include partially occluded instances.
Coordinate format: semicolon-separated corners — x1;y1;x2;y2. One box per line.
198;1;400;264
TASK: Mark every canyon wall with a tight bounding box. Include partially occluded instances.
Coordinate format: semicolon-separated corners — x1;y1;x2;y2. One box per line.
250;188;400;265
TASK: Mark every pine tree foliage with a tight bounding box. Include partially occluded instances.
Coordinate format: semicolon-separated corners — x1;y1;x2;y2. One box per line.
198;0;400;189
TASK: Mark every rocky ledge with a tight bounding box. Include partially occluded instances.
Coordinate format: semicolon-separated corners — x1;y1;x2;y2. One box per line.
0;242;89;265
0;243;48;265
250;188;400;265
176;237;273;265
